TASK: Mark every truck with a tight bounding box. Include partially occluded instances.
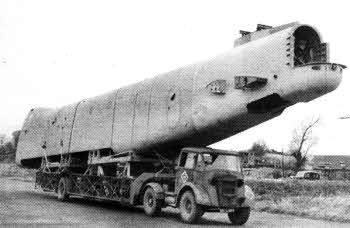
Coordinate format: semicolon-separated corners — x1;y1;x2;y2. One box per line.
35;147;253;224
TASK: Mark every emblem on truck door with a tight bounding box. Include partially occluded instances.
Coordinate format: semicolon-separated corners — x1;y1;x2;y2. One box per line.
181;171;188;183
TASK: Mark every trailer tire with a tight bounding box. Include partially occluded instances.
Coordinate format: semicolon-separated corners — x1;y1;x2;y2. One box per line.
228;207;250;225
57;177;70;201
179;190;202;224
143;187;161;216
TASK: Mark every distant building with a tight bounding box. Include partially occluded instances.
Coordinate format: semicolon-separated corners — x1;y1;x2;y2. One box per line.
241;151;295;169
310;155;350;180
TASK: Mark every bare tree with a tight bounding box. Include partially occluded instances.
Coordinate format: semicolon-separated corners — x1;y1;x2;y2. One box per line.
289;117;320;172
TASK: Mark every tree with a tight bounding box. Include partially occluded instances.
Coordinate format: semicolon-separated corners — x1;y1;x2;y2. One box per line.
0;134;6;145
241;141;271;167
249;141;270;157
289;118;320;172
0;130;21;162
11;130;21;150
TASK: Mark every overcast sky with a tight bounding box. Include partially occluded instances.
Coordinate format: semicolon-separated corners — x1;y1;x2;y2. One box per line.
1;0;349;155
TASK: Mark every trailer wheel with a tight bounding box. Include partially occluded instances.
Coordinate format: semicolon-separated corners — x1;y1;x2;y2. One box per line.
57;177;70;201
143;187;161;216
228;207;250;225
179;190;203;224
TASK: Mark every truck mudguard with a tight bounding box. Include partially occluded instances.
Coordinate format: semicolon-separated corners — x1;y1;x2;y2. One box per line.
144;182;165;200
177;182;211;206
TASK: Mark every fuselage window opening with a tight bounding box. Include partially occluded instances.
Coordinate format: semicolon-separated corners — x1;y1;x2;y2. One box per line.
293;26;327;67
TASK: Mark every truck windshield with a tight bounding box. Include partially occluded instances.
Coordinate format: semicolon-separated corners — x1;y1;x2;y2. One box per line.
202;153;241;172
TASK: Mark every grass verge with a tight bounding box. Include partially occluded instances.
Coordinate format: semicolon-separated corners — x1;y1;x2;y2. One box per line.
247;178;350;222
0;163;35;181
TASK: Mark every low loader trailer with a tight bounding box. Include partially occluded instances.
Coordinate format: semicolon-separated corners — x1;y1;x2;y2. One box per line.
35;147;254;225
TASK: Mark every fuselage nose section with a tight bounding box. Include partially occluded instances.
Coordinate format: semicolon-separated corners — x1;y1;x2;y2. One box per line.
283;63;344;103
324;64;344;92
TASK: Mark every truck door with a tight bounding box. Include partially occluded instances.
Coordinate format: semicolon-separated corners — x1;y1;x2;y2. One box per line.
175;152;202;192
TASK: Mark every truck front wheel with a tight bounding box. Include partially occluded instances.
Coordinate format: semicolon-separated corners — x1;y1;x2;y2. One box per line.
179;191;203;223
57;177;70;201
228;207;250;225
143;187;162;216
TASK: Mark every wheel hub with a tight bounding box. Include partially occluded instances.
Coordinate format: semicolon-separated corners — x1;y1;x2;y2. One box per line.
147;195;154;207
185;199;192;213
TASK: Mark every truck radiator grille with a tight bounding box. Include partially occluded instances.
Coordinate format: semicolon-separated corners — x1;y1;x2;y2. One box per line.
216;179;244;208
221;181;236;196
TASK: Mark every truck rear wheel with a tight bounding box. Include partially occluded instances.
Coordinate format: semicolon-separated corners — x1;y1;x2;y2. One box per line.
228;207;250;225
57;177;70;201
179;191;203;224
143;187;161;216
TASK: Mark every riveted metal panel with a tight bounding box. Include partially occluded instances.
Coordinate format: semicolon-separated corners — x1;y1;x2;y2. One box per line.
147;76;170;145
43;103;78;156
132;81;152;148
44;112;61;156
57;104;77;155
16;108;56;163
113;86;138;152
70;91;116;152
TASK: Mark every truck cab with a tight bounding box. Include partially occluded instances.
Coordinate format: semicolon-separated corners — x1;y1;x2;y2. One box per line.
170;147;253;224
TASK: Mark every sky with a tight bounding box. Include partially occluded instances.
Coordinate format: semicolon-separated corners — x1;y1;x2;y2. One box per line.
1;0;349;155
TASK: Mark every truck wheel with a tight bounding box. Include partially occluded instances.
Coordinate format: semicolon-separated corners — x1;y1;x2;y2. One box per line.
57;177;70;201
179;191;203;224
228;207;250;225
143;187;161;216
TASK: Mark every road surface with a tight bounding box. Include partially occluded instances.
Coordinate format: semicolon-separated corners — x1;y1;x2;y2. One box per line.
0;177;348;227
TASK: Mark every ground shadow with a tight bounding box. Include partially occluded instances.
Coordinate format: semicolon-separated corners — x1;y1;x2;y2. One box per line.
25;189;232;226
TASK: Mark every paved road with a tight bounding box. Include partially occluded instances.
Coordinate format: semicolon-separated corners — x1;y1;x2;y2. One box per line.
0;177;348;227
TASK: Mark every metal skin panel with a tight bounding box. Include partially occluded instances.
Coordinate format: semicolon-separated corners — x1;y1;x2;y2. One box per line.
143;73;195;149
44;104;77;156
16;108;56;162
44;112;61;157
16;23;344;167
113;85;138;152
145;77;171;148
132;82;152;148
56;104;78;155
70;92;116;152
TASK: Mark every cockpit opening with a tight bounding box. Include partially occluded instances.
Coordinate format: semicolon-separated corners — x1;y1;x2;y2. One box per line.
293;26;327;67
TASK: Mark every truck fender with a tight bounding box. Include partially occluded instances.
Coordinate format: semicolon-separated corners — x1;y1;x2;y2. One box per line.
177;183;210;206
129;173;156;205
242;185;255;207
143;182;165;200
